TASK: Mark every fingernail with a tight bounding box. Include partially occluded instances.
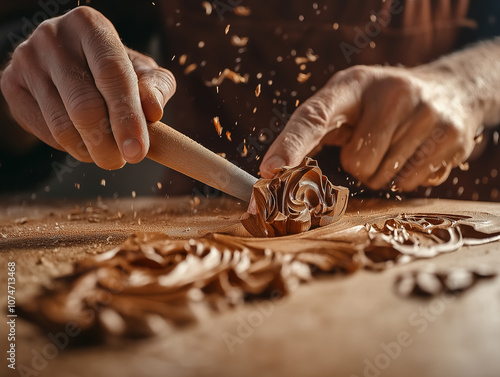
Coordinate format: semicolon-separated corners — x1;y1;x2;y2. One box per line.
122;138;143;161
264;155;287;174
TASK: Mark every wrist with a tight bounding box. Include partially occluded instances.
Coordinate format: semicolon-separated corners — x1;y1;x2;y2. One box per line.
410;62;486;126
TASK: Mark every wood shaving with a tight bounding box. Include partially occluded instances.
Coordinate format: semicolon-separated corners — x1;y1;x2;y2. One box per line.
201;1;212;15
297;72;311;83
184;63;197;75
242;158;349;237
395;265;497;297
206;69;249;87
241;144;248;157
213;116;223;136
20;211;500;340
231;35;249;47
178;54;187;66
233;6;251;16
255;84;261;97
18;189;500;342
225;131;232;141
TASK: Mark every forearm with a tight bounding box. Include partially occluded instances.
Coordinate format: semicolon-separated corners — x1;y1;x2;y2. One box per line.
413;38;500;128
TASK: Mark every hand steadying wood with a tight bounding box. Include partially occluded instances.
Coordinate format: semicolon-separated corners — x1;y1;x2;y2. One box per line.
147;121;258;202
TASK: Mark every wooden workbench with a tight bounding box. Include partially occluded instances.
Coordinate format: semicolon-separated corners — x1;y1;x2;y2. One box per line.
1;196;499;377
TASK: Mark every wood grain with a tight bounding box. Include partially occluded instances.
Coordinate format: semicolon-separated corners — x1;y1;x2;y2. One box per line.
147;122;258;202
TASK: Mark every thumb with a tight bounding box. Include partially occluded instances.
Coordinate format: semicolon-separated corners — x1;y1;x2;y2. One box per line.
259;67;368;178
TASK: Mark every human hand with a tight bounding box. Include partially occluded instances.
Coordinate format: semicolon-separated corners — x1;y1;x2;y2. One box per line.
260;65;483;191
0;6;176;169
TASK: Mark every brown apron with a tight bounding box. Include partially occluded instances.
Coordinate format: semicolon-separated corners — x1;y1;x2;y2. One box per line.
156;0;499;201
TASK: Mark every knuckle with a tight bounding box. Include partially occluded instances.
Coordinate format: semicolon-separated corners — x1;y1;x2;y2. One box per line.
50;112;74;143
66;88;106;124
64;5;103;25
0;67;14;96
11;41;33;67
32;19;57;41
93;55;134;84
336;65;369;82
155;68;177;97
298;97;330;127
374;75;416;99
140;55;158;68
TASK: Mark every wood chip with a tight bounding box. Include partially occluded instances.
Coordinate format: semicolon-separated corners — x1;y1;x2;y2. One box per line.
233;6;251;16
184;63;197;75
225;130;232;141
297;72;311;83
231;35;249;47
241;144;248;157
255;83;261;97
206;68;249;86
201;1;212;15
213;116;223;136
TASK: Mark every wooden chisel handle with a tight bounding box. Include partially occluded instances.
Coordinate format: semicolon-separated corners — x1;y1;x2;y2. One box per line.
147;121;258;202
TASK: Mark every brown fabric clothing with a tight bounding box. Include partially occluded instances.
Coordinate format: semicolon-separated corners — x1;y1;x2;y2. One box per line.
158;1;472;175
0;0;499;200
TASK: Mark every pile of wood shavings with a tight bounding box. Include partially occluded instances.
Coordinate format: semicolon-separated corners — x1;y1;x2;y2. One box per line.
19;212;500;340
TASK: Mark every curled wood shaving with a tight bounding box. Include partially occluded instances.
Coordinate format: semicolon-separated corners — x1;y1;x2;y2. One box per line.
233;6;251;16
241;144;248;157
212;116;223;136
255;83;261;97
201;1;212;15
184;63;197;75
231;35;249;47
297;72;311;83
19;207;500;340
241;158;349;237
395;265;497;297
206;69;249;87
178;54;187;66
20;235;312;338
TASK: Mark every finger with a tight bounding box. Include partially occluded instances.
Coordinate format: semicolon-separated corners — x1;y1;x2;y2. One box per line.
395;141;458;191
30;14;125;169
5;85;63;152
318;123;354;147
340;76;419;181
366;106;435;190
28;75;94;163
128;50;176;122
1;46;63;151
71;7;149;163
260;67;369;178
1;63;77;155
47;61;126;169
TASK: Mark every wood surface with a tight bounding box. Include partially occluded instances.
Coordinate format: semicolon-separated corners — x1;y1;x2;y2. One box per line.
1;197;500;377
